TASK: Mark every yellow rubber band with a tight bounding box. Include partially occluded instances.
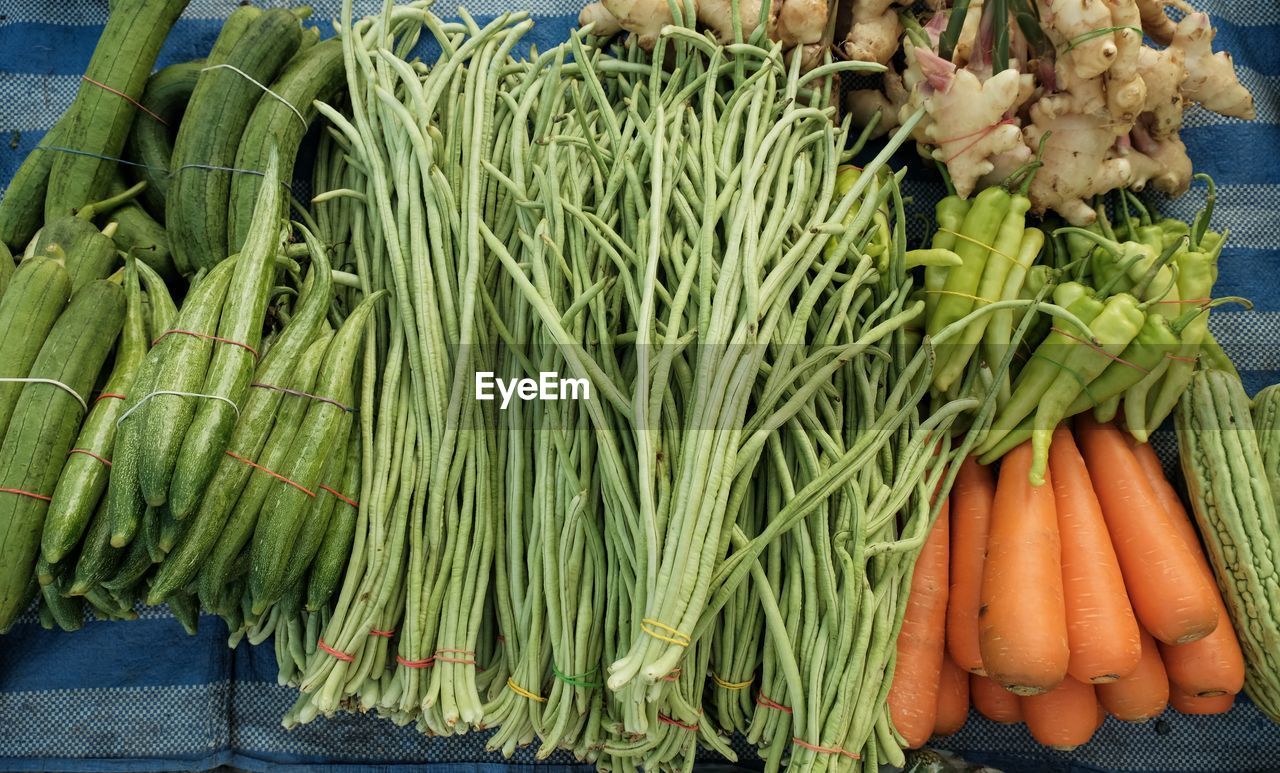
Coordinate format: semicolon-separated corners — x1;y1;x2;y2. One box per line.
641;618;691;648
711;672;754;690
936;228;1021;267
506;677;547;703
923;289;997;305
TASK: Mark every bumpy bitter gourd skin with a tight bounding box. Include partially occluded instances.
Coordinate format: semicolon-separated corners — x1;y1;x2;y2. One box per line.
1177;370;1280;719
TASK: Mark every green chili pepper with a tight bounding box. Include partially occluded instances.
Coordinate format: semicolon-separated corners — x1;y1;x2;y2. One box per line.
976;282;1104;455
1201;330;1238;377
1028;292;1146;484
925;196;972;324
927;186;1012;344
977;309;1185;464
985;228;1047;405
934;192;1033;392
1139;245;1232;442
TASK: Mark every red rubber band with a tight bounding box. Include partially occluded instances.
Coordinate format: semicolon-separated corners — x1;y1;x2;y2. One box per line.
153;329;259;360
658;714;699;732
1154;297;1213;305
943;119;1015;163
225;450;315;497
317;637;353;662
95;392;127;403
251;382;354;412
755;693;793;714
81;75;169;126
0;487;51;503
68;448;112;467
319;484;359;509
396;655;434;668
936;117;1015;145
370;628;394;638
792;737;859;759
1051;327;1150;374
1167;353;1199;364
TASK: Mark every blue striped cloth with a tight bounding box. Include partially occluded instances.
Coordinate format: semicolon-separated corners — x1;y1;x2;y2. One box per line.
1;1;1278;771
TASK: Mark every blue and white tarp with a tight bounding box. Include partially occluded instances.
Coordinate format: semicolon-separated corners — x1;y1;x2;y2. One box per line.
2;1;1279;771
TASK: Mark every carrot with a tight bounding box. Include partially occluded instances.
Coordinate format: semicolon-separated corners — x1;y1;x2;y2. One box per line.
1049;424;1141;684
1022;676;1100;751
1170;688;1235;715
887;501;950;749
1074;414;1219;645
971;673;1022;724
979;441;1069;696
934;653;970;737
1096;628;1170;722
947;455;995;675
1129;439;1245;697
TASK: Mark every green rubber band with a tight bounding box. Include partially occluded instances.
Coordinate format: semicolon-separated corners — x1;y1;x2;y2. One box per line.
1028;351;1100;407
551;663;602;688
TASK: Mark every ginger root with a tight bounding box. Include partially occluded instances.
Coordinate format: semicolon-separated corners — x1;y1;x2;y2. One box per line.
594;0;672;48
1036;0;1118;79
1104;0;1146;122
922;67;1032;199
775;0;828;47
579;2;624;36
1138;43;1187;139
844;0;909;65
1173;12;1256;120
1135;0;1176;45
695;0;764;42
1126;124;1192;195
1024;100;1132;225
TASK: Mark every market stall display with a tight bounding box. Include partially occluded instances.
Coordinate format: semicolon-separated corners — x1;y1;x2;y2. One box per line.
0;1;1277;772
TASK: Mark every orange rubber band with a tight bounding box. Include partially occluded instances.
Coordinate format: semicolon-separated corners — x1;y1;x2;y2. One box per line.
434;649;477;665
658;714;699;732
1167;353;1199;364
81;75;169;126
95;392;127;403
756;693;792;713
317;637;353;662
224;450;315;497
69;448;112;467
792;737;860;760
153;329;259;360
319;485;359;509
0;487;51;503
370;628;394;638
396;655;434;668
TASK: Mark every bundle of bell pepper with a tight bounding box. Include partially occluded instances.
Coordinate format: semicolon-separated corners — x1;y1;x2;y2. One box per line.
916;174;1244;484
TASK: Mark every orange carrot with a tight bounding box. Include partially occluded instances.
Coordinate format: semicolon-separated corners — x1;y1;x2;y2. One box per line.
1049;425;1141;684
971;674;1022;724
1096;628;1170;722
979;442;1069;696
934;653;970;737
1170;688;1236;716
1022;676;1100;751
1074;415;1219;645
1128;439;1246;697
887;501;950;749
947;456;995;675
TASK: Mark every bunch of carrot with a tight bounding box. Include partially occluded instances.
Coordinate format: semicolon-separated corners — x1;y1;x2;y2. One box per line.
887;416;1244;751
